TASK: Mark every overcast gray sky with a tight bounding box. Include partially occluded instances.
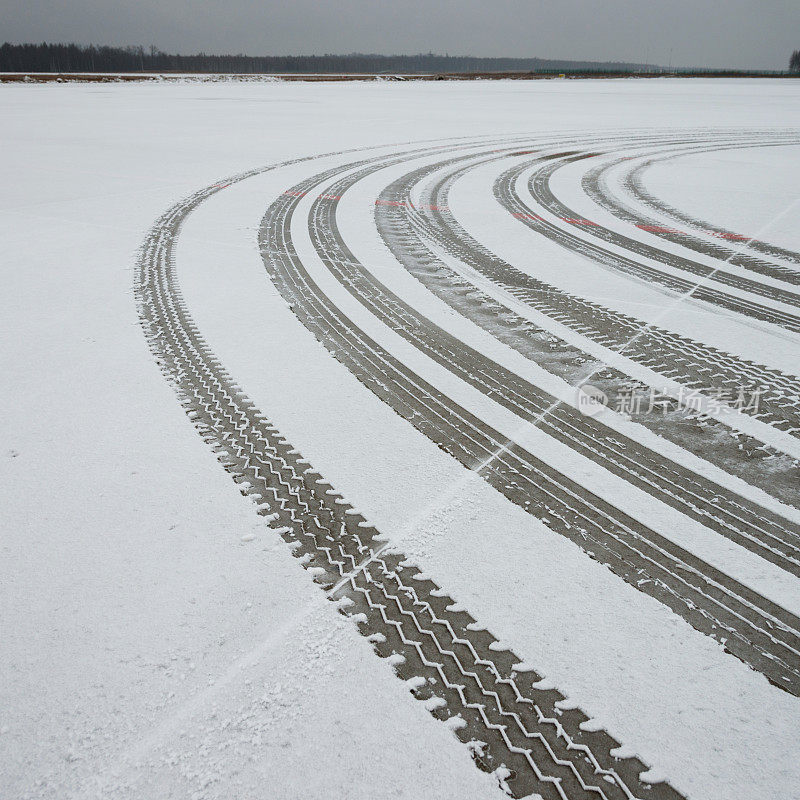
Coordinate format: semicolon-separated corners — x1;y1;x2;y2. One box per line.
2;0;798;70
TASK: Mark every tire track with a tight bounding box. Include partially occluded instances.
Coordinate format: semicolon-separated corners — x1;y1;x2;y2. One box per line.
618;147;800;275
308;146;800;576
528;148;800;308
258;145;800;697
503;155;800;334
135;145;684;799
494;159;800;435
374;151;800;509
386;141;800;438
370;153;800;565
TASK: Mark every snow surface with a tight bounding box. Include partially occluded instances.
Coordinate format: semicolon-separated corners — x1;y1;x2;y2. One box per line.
641;143;800;256
2;78;800;800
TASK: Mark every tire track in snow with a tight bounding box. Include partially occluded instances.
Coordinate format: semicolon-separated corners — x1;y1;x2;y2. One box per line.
370;150;800;566
617;146;800;275
577;141;800;283
492;157;800;435
526;148;800;309
388;138;800;442
374;148;800;508
135;144;683;799
258;143;800;697
502;154;800;335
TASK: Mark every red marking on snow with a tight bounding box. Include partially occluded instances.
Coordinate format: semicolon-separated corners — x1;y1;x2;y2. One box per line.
636;223;680;234
283;190;307;197
713;231;750;241
506;211;753;244
319;194;342;200
213;183;230;189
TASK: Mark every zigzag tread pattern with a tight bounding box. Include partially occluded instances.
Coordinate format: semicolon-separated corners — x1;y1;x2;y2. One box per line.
134;153;685;799
255;149;800;699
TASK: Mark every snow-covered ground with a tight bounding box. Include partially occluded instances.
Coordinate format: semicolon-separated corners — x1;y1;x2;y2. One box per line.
641;144;800;253
2;78;800;800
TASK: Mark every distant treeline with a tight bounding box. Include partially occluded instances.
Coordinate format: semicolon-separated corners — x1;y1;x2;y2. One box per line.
0;42;655;74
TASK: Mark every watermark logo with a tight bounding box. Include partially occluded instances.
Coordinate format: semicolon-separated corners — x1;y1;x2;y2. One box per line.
576;384;608;416
575;382;763;420
613;385;764;417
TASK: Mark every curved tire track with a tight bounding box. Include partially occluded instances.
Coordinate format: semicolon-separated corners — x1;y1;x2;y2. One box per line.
617;146;800;275
500;155;800;334
371;152;800;565
526;149;800;309
373;151;800;507
372;139;800;438
257;142;800;698
135;147;684;799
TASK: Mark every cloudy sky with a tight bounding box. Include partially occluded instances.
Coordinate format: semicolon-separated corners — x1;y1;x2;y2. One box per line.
2;0;798;70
